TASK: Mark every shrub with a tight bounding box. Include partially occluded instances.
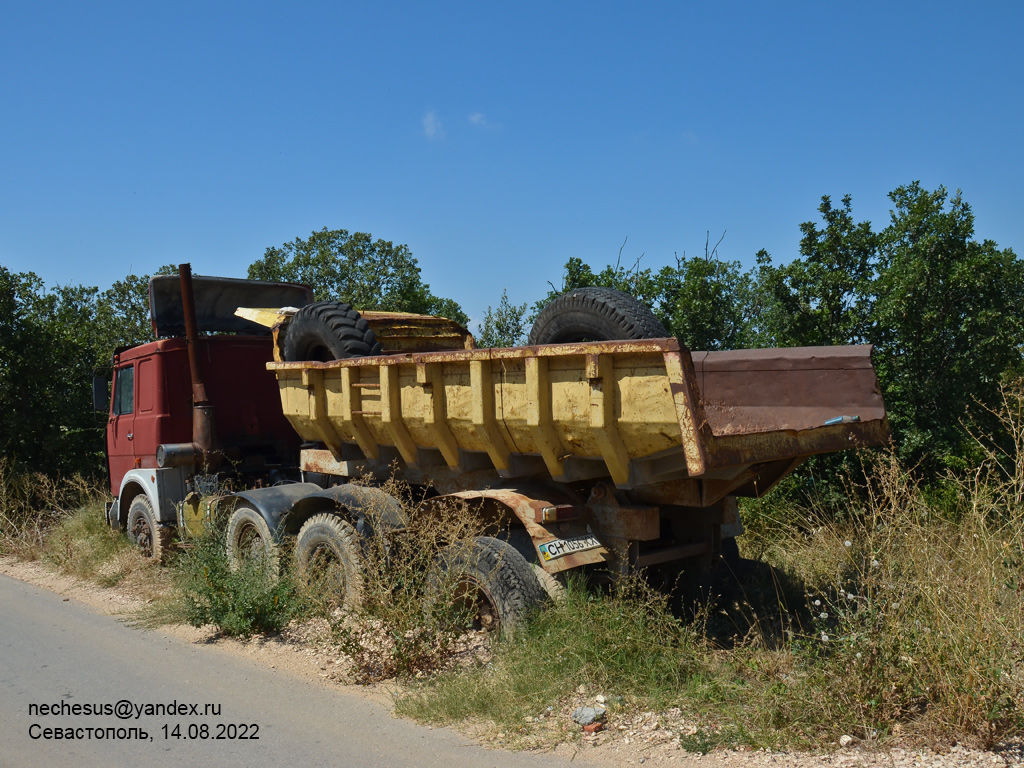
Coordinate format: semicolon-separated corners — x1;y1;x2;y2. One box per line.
172;533;302;638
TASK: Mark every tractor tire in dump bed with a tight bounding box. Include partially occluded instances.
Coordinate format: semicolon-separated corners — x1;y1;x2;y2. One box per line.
527;286;668;345
282;301;382;362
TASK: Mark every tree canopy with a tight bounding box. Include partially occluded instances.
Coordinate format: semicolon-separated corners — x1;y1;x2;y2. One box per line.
248;228;469;326
516;183;1023;473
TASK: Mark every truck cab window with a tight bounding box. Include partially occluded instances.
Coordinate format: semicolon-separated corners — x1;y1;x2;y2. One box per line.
113;365;134;415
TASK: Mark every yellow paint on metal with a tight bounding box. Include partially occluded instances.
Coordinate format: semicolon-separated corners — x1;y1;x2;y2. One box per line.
360;311;475;352
301;369;345;459
233;306;296;328
469;359;512;471
525;357;566;478
587;353;631;485
662;351;708;476
267;339;889;487
417;362;460;468
340;367;379;460
380;364;418;464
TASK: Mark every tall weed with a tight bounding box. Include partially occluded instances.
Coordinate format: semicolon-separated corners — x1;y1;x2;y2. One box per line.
0;458;101;557
747;446;1023;745
326;481;491;682
172;532;303;637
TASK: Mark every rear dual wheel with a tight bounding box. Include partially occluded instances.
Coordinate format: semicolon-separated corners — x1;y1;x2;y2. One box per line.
226;505;280;575
432;536;547;635
294;513;363;612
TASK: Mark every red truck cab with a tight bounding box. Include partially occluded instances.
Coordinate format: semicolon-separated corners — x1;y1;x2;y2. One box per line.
104;272;311;541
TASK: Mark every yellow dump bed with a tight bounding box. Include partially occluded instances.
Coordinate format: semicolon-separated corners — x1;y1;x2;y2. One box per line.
267;338;888;502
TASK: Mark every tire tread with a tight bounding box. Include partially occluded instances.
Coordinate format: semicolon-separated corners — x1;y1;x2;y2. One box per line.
283;301;383;361
527;286;668;345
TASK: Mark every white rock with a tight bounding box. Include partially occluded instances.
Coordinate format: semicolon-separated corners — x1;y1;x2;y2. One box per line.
839;734;854;747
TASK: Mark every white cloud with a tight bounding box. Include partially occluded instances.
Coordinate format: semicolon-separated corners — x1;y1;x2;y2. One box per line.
422;110;444;140
468;112;500;129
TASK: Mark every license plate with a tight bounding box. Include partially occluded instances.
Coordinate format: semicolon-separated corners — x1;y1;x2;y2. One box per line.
538;535;602;561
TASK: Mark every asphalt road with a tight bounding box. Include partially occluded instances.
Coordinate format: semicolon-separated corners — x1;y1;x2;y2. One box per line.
0;573;573;768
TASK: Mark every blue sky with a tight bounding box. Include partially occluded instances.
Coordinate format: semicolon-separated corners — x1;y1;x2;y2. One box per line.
2;2;1021;329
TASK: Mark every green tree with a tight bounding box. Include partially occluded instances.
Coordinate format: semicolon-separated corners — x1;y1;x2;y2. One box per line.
0;269;103;475
91;273;156;367
477;290;528;348
248;228;468;326
0;265;175;478
751;195;876;348
655;235;754;350
532;237;752;351
530;245;661;323
873;182;1024;466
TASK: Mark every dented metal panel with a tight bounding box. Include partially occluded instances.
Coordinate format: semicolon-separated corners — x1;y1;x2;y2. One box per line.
436;489;613;574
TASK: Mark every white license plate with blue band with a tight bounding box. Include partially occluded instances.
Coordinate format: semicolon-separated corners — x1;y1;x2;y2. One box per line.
538;535;602;561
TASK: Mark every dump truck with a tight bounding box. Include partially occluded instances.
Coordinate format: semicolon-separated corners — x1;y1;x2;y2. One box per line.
100;265;889;630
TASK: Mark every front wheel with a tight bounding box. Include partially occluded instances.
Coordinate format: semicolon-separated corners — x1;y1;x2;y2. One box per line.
432;536;547;635
294;513;363;611
126;495;173;564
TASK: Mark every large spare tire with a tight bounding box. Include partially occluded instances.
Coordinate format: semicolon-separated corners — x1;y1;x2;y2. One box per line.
282;301;383;362
527;286;668;345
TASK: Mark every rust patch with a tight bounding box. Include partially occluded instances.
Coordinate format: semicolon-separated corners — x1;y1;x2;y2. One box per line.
438;489;612;574
359;312;476;353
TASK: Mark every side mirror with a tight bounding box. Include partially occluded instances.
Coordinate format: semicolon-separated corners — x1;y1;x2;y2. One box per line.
92;375;109;413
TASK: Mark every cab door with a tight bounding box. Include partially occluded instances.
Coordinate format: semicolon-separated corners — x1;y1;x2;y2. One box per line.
106;362;136;495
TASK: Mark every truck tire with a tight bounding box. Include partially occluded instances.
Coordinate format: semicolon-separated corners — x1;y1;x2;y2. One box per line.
527;286;668;345
294;513;363;611
501;528;568;604
127;495;172;564
531;565;568;604
282;301;383;362
226;505;280;576
432;536;547;635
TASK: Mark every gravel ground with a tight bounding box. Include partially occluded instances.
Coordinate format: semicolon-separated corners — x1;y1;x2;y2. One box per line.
566;736;1024;767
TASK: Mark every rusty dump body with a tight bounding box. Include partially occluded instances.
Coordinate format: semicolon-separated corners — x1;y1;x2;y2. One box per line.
267;336;887;567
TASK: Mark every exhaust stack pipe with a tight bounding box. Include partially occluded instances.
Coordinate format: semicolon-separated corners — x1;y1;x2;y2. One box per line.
157;263;221;473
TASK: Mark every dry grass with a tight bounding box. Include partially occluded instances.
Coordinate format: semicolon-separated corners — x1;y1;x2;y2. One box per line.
398;386;1024;750
730;448;1022;747
322;478;493;682
0;458;98;558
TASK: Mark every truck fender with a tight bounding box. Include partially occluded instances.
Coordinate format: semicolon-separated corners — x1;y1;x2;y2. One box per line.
225;483;406;540
113;468;189;529
222;483;324;538
285;484;407;538
111;480;151;530
417;488;609;574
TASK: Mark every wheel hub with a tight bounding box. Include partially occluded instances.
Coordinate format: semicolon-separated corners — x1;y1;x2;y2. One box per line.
131;517;153;558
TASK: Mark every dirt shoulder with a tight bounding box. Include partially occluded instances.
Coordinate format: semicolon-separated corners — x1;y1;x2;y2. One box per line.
2;556;1020;768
